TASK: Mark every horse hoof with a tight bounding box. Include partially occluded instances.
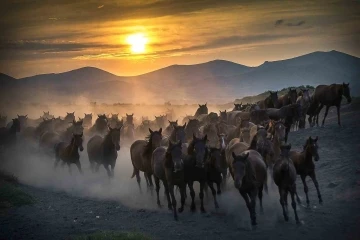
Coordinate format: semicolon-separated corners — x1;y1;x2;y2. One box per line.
319;200;323;205
251;220;257;226
168;205;173;211
178;208;184;213
201;208;206;213
217;190;221;195
190;205;196;212
174;215;178;221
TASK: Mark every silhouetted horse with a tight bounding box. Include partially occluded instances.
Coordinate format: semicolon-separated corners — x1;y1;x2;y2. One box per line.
277;88;298;108
83;113;93;128
130;128;163;192
185;119;201;142
219;110;227;122
0;115;7;128
194;103;208;117
290;136;322;207
87;126;122;178
313;83;352;127
89;114;108;135
64;112;75;123
273;144;300;224
296;89;311;129
153;115;167;129
162;123;187;149
54;133;84;175
258;91;279;109
206;147;223;208
164;120;178;136
0;118;20;147
184;134;208;213
232;103;245;111
230;150;267;225
152;140;185;220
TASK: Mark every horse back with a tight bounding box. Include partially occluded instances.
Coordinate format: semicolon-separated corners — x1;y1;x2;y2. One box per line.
314;84;342;105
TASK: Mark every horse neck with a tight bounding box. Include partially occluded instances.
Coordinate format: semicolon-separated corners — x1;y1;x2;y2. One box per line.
303;145;313;163
68;137;79;155
170;129;177;141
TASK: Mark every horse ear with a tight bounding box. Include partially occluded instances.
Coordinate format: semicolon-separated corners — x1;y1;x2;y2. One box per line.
159;128;162;134
199;104;201;107
232;152;237;159
243;152;250;160
25;115;28;118
149;128;153;134
183;122;187;128
234;103;236;106
176;120;178;123
17;114;20;117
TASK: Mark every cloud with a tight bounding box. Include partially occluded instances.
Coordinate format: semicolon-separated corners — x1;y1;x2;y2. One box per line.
275;19;284;26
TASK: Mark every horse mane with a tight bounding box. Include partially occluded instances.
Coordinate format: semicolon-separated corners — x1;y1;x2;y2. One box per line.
143;132;157;159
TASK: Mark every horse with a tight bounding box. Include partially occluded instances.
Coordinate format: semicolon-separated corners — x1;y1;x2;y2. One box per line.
239;128;251;144
184;134;208;213
219;110;228;122
185;119;201;142
273;144;300;224
130;128;163;192
59;119;84;142
313;83;352;127
230;150;267;225
201;123;218;148
249;109;270;125
289;136;322;207
152;140;185;220
296;89;311;129
161;123;187;152
89;114;108;136
207;147;225;201
87;126;122;178
64;112;75;123
258;91;279;109
154;115;167;129
0;118;21;147
277;88;298;108
194;103;208;117
83;113;93;128
0;115;7;128
250;127;274;169
54;133;84;174
232;103;243;111
266;120;286;178
122;123;135;143
164;120;178;136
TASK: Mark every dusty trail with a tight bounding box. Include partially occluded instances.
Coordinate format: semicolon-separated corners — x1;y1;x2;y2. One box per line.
1;108;360;240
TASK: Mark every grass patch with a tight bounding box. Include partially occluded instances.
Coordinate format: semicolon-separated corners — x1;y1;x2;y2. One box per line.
0;170;34;209
70;231;152;240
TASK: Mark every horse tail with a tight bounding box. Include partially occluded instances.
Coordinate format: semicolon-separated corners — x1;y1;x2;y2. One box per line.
130;146;137;179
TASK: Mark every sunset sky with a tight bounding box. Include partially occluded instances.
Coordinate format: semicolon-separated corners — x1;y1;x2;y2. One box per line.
1;0;359;78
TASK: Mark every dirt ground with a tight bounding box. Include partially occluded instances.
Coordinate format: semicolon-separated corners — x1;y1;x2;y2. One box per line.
1;106;360;240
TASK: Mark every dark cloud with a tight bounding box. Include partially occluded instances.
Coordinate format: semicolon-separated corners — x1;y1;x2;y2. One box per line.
275;19;284;26
275;19;306;27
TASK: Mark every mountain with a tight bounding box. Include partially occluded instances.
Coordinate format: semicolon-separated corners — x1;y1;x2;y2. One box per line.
1;50;359;104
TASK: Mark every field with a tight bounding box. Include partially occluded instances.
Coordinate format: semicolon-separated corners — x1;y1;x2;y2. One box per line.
0;103;359;240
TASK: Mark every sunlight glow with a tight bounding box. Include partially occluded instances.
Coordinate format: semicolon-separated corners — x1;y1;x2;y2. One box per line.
126;33;148;54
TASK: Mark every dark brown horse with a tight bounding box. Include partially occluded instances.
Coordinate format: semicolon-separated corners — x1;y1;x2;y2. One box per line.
130;128;163;192
0;118;21;146
54;133;84;174
219;110;227;122
230;150;267;225
313;83;352;127
164;120;178;136
277;88;298;108
184;134;208;212
290;136;322;207
273;144;300;224
89;114;108;135
161;123;186;148
0;115;7;128
87;126;122;178
258;91;279;109
194;103;208;117
152;140;185;220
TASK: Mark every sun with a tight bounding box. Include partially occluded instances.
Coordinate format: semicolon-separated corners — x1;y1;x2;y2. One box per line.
126;33;148;54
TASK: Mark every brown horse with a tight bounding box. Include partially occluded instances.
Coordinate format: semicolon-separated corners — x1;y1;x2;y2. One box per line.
89;114;109;135
54;133;84;174
87;126;122;178
164;120;178;136
273;144;300;224
250;127;274;169
207;147;225;199
83;113;93;128
64;112;75;123
290;136;322;207
130;128;163;192
258;91;279;109
194;103;208;117
230;150;267;225
313;83;352;127
161;123;187;150
277;88;298;108
152;140;185;220
219;110;227;122
184;134;208;213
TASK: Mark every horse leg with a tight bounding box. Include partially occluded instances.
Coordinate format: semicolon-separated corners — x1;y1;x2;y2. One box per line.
134;169;142;193
163;181;172;210
168;183;178;221
301;175;310;207
67;163;72;175
279;187;288;222
208;181;219;209
321;105;330;127
199;181;206;213
258;185;264;214
290;186;300;224
188;181;196;212
104;164;112;178
75;161;83;175
144;172;150;187
240;191;256;225
147;173;154;196
315;104;323;127
309;171;323;204
154;176;161;207
216;181;221;195
111;162;115;178
178;183;186;213
336;104;341;126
